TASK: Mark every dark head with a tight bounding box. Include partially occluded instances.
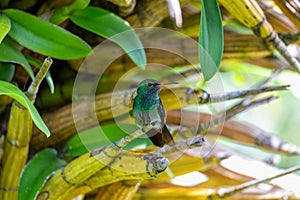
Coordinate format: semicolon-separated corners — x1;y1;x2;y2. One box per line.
136;79;162;96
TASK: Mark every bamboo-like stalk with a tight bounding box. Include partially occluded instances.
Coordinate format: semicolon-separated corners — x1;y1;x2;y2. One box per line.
65;149;223;199
258;0;298;33
217;1;297;35
68;30;271;74
81;142;229;195
219;0;300;72
0;57;52;200
125;0;191;28
95;180;141;200
273;0;300;30
243;57;289;71
30;85;288;151
36;141;170;200
0;103;32;200
37;134;206;199
167;109;300;155
35;92;284;198
0;95;12;115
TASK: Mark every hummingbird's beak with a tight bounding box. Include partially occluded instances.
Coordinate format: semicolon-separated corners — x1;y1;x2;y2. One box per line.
157;82;179;88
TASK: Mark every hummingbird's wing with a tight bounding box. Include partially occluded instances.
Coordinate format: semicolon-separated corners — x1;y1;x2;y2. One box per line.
132;95;174;147
129;89;137;117
142;100;175;147
157;99;175;146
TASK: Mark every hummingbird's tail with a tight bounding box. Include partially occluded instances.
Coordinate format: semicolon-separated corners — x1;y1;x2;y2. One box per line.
146;125;174;147
162;125;175;146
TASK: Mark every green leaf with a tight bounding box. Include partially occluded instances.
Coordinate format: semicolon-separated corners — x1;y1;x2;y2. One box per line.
0;80;50;136
0;62;15;81
70;6;147;68
19;148;66;200
3;9;92;60
199;0;224;80
0;37;34;79
0;13;11;44
26;56;55;94
66;124;149;156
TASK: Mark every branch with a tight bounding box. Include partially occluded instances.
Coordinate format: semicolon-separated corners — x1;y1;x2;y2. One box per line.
217;164;300;198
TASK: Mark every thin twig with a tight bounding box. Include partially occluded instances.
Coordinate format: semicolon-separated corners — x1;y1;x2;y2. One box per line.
26;57;53;101
270;34;300;72
116;94;276;154
155;135;205;155
238;68;284;106
218;164;300;198
115;96;277;156
198;96;278;136
208;85;288;103
113;126;152;149
257;68;284;86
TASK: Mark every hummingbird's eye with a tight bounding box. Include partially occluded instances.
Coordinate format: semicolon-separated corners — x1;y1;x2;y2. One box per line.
147;83;153;87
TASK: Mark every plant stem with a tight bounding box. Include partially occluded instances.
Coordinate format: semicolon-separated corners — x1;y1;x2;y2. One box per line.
26;57;53;102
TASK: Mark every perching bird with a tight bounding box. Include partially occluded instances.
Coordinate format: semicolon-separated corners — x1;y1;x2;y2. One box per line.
132;79;175;147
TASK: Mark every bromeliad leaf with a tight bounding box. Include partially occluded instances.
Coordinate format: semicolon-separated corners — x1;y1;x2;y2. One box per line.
0;37;34;79
19;149;66;200
3;9;92;60
0;80;50;137
199;0;224;80
70;6;147;68
0;13;11;44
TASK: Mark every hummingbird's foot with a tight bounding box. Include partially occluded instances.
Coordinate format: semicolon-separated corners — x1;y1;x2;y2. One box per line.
144;153;169;177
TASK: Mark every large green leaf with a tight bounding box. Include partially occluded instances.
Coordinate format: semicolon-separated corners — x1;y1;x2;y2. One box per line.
0;62;15;81
66;124;150;157
0;37;34;79
70;6;147;68
199;0;224;80
0;13;10;44
19;148;66;200
3;9;92;60
0;80;50;136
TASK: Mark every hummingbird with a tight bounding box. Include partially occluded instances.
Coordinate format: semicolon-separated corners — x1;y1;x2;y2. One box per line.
132;79;175;147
